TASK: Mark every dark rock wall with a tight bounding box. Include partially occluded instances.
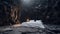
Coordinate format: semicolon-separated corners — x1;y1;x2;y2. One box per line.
21;0;60;25
0;0;60;26
0;0;12;26
0;0;21;26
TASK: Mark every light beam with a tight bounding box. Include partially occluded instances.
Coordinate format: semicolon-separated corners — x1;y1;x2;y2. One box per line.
21;0;34;6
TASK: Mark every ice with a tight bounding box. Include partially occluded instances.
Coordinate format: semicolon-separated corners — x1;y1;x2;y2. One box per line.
21;20;45;28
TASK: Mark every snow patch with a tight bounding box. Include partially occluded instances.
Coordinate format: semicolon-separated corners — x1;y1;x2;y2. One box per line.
21;20;45;28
